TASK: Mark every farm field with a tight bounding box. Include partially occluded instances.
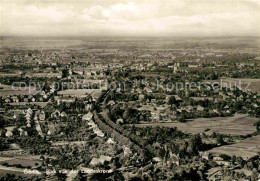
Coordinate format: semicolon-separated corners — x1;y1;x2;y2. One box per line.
207;135;260;160
132;114;258;136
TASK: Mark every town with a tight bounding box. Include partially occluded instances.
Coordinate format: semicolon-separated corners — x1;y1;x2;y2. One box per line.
0;36;259;180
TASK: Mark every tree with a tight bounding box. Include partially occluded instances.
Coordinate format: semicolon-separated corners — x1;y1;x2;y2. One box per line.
231;155;236;164
168;96;176;108
0;138;9;151
217;134;225;145
0;115;5;128
74;171;86;181
190;134;203;155
251;168;258;181
236;156;244;168
123;108;130;119
62;68;70;78
253;120;260;131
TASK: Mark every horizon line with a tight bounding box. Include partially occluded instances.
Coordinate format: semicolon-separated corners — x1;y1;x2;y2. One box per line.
1;35;260;38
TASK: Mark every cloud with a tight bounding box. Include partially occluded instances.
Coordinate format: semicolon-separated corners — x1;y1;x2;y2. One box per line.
0;0;259;36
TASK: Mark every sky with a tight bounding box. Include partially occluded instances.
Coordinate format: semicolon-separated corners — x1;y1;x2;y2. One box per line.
0;0;260;36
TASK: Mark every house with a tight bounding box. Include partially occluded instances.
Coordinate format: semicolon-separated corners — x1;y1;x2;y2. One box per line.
47;123;56;135
82;112;93;121
39;111;45;121
33;113;39;121
107;100;115;106
35;122;43;137
25;108;33;122
213;109;219;114
168;152;179;166
60;111;67;117
26;122;31;127
224;105;229;109
151;110;160;122
5;130;13;137
166;95;182;102
152;157;162;163
85;104;92;111
51;110;61;118
152;142;162;149
123;146;132;157
18;128;28;136
222;95;229;100
89;155;112;166
144;87;152;93
116;118;124;124
186;105;193;112
106;138;115;145
12;96;19;103
252;103;258;108
136;88;142;94
200;151;210;160
116;88;121;93
138;94;145;100
197;106;204;111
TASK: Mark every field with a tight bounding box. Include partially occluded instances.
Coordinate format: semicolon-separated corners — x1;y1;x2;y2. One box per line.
0;84;39;96
30;73;61;78
132;114;258;136
0;165;30;177
0;73;19;77
51;141;86;146
0;156;42;177
0;158;41;168
204;78;260;95
207;135;260;160
57;89;101;99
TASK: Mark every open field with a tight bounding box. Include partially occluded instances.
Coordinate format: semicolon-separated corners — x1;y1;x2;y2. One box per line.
0;84;39;96
51;141;86;146
0;158;42;168
29;73;61;78
57;89;101;99
132;114;258;136
207;135;260;160
204;78;260;95
0;155;42;168
223;78;260;95
0;73;20;77
0;165;41;177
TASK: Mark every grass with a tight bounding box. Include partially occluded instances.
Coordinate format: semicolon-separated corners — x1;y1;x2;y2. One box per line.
132;114;258;136
208;134;260;160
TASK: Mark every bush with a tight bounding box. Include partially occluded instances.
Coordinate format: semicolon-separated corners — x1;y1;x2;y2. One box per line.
220;154;231;161
253;120;260;131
